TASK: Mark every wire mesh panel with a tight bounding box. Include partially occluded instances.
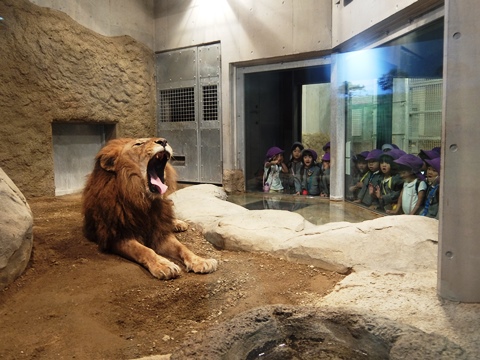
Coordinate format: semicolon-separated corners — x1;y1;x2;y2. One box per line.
159;87;195;122
202;85;218;122
408;78;442;153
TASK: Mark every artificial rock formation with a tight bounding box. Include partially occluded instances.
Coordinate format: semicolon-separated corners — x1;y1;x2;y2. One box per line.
0;0;155;197
0;168;33;289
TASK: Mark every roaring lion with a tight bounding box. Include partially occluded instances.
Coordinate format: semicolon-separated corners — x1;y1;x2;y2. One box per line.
82;137;218;279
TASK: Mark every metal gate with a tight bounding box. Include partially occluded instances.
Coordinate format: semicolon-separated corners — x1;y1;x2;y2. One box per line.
155;43;222;183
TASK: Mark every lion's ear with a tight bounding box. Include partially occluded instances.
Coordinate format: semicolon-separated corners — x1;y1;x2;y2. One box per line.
97;141;124;172
99;152;117;171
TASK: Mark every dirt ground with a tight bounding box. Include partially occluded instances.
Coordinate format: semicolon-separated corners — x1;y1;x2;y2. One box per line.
0;194;343;360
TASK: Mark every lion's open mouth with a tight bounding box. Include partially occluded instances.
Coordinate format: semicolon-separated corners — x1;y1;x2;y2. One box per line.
147;152;169;194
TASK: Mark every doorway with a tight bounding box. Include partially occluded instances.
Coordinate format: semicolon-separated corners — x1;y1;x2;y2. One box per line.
238;60;331;191
155;43;222;184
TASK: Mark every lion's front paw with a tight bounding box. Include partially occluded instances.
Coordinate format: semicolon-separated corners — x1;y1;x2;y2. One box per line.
186;257;218;274
173;219;189;232
149;257;181;280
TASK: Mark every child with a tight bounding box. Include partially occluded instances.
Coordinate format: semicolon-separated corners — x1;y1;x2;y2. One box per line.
263;146;288;192
418;146;440;173
371;149;404;212
348;151;369;201
355;149;383;208
320;141;331;172
286;141;304;194
300;149;322;196
319;152;330;197
387;154;427;215
420;157;440;219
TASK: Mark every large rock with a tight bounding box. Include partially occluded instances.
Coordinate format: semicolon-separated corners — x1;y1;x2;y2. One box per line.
171;185;438;274
0;168;33;289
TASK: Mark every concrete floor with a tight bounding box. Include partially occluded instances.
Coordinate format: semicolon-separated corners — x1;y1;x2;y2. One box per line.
227;192;382;225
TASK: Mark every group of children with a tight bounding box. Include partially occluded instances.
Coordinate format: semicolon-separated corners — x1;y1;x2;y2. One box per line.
263;141;331;197
262;141;441;219
348;144;440;219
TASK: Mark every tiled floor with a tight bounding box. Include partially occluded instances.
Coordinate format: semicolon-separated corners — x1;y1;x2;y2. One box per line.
226;192;382;225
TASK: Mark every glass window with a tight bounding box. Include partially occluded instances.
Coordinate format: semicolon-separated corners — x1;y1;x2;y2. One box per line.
340;20;443;211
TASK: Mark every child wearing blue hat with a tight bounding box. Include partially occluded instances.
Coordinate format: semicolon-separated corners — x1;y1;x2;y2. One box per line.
387;154;427;215
263;146;288;192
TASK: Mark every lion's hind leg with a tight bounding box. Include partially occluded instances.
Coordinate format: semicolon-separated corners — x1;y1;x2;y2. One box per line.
154;234;218;274
111;239;181;280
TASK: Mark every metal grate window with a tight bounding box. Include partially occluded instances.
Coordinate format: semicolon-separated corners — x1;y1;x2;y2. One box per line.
202;85;218;121
159;87;195;122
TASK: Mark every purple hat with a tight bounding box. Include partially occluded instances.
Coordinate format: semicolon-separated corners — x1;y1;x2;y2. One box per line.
265;146;284;160
379;148;405;161
322;152;330;161
365;149;383;161
302;148;318;162
419;148;441;160
354;151;370;162
322;141;331;151
425;157;441;173
394;154;424;173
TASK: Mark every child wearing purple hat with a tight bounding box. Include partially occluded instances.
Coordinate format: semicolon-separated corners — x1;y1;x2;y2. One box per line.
355;149;382;208
371;151;404;212
286;141;304;194
263;146;288;192
420;157;440;219
300;149;322;196
387;154;427;215
319;152;330;197
347;151;369;201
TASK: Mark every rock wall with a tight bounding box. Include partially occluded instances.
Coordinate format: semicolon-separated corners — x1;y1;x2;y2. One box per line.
0;0;156;197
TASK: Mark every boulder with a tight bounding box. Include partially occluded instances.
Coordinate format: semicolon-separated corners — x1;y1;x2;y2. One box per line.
0;168;33;289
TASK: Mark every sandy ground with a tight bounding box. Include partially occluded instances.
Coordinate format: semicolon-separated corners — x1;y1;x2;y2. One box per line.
0;194;343;360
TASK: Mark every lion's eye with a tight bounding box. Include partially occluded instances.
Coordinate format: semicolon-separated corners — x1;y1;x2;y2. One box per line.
133;142;144;147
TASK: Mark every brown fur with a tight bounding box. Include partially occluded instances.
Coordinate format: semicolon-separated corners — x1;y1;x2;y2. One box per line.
82;137;217;279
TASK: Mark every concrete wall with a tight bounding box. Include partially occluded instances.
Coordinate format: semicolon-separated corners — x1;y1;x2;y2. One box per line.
332;0;416;47
29;0;155;49
439;0;480;302
153;0;332;178
332;0;443;49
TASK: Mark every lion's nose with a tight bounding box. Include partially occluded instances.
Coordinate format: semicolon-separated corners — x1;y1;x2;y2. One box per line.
156;139;168;147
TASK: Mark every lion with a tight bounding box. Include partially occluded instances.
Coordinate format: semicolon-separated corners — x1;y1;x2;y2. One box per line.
82;137;218;280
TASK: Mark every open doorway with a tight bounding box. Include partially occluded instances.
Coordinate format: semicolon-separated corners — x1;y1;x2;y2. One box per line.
52;123;115;196
241;63;331;191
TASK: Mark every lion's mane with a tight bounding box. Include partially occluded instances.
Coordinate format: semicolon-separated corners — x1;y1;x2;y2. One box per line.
82;138;178;251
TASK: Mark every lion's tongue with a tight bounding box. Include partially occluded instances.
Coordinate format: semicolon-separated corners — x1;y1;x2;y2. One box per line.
149;172;168;194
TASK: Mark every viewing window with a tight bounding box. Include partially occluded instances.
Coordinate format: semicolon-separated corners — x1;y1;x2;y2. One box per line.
340;20;444;211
